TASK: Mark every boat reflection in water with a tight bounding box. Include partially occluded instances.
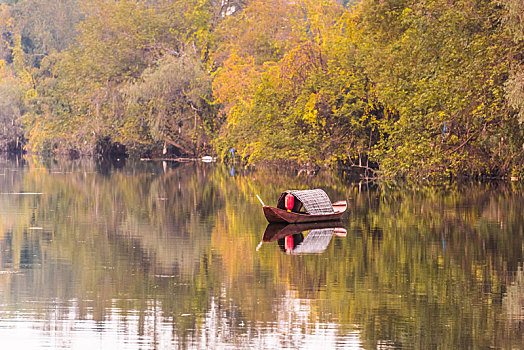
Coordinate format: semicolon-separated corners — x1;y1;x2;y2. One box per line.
258;221;347;254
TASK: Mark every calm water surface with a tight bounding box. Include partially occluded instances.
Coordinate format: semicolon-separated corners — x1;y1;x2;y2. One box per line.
0;157;522;349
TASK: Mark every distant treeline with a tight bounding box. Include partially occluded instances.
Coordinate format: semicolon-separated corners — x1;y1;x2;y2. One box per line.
0;0;523;179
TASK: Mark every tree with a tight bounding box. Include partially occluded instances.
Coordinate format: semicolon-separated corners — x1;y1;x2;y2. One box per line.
24;0;217;156
503;0;524;122
0;60;25;151
122;53;214;156
212;0;385;168
14;0;82;68
358;0;523;179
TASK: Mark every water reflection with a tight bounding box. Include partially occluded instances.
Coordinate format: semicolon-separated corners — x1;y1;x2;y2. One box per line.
0;156;521;348
261;222;347;254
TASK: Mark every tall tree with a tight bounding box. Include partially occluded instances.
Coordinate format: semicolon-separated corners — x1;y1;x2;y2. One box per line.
14;0;83;67
212;0;384;167
503;0;524;122
358;0;523;178
122;53;214;156
24;0;217;156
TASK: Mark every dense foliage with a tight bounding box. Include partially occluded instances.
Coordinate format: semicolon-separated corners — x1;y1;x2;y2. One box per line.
0;0;523;179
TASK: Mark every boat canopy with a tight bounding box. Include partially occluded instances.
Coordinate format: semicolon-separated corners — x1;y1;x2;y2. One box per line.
277;189;334;215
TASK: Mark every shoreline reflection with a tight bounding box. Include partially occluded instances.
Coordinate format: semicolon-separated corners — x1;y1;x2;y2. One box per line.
0;157;521;348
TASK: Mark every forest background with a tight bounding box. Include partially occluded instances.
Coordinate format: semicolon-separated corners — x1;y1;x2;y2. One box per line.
0;0;523;180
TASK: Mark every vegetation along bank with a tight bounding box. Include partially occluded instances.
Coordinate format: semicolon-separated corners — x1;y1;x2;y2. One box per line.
0;0;523;179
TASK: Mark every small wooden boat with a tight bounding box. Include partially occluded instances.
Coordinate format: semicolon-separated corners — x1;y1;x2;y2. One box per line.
261;189;347;224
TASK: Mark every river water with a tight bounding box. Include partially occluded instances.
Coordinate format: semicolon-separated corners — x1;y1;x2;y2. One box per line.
0;156;522;349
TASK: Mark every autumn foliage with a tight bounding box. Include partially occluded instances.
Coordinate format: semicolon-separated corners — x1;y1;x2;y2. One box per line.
0;0;523;179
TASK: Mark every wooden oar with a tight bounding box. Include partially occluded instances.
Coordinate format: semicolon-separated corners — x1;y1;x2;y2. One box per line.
256;194;265;206
256;194;266;251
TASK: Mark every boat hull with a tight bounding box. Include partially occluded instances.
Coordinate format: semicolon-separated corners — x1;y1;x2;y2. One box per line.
262;201;347;224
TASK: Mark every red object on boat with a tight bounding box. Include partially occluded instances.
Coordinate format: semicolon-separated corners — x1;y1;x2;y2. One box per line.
285;194;294;211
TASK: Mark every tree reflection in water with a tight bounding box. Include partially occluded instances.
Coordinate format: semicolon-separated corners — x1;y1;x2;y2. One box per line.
0;156;520;348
